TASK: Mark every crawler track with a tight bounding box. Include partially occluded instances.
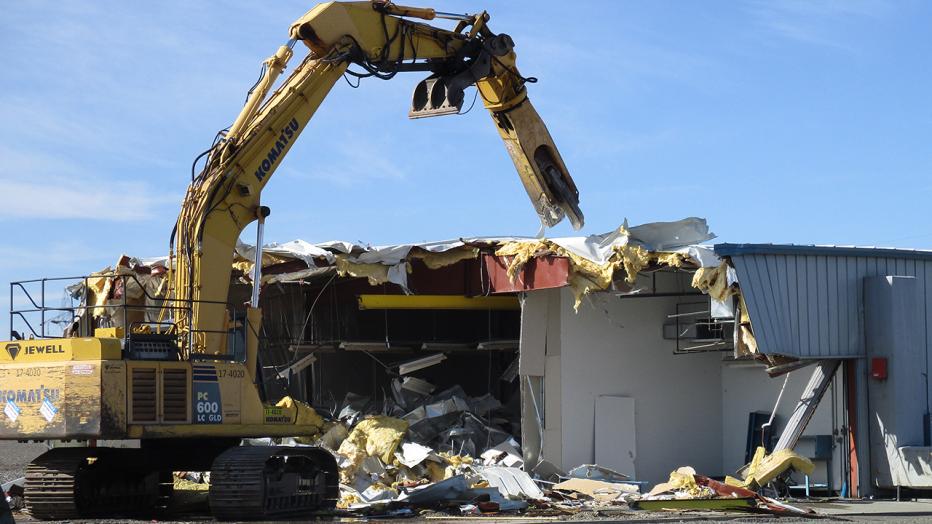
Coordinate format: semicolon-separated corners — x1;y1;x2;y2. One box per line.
209;446;339;521
24;448;82;520
25;447;163;520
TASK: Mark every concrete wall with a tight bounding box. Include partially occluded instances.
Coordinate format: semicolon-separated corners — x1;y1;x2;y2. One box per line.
556;289;724;484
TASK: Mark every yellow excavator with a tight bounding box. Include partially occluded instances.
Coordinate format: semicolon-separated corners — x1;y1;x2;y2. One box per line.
0;1;582;520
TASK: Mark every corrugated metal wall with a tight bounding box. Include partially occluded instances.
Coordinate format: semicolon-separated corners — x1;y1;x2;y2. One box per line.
720;249;932;359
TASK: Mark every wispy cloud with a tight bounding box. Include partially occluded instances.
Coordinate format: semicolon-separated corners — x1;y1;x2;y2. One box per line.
519;34;718;92
744;0;891;49
0;145;179;221
0;178;177;221
284;133;409;188
0;241;110;271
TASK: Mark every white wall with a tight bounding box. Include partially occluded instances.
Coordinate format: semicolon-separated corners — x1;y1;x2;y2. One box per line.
522;287;844;488
556;289;724;484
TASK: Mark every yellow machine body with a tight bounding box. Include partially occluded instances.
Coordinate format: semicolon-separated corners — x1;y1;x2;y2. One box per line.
0;338;316;441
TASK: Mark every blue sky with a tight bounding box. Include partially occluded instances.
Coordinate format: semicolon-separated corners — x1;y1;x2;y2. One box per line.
1;0;930;337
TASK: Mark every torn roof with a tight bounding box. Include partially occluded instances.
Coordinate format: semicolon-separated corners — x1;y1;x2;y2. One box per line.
116;217;724;314
249;217;715;266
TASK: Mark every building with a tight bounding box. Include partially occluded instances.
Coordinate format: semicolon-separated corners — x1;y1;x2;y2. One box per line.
20;218;931;497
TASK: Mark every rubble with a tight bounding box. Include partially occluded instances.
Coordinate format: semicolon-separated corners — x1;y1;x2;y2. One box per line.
552;477;640;503
190;381;822;520
1;477;23;516
728;446;815;490
636;465;816;517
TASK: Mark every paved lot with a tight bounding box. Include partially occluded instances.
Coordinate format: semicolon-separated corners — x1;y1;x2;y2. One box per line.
0;441;45;484
8;503;932;524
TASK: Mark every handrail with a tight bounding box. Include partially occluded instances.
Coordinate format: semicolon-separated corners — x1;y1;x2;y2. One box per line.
8;272;248;361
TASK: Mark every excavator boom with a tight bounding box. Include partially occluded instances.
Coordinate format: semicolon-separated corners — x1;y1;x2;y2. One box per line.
2;3;584;520
173;0;583;358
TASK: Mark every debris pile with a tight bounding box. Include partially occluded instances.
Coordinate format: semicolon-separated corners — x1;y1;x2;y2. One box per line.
2;477;24;514
298;383;541;513
163;386;820;520
634;465;814;516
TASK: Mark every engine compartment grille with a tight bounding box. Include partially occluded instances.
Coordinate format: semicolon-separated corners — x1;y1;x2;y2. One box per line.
130;367;157;423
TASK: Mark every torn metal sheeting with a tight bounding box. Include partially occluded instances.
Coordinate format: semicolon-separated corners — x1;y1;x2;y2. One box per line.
401;376;436;396
0;478;24;495
481;441;524;468
478;466;545;500
396;442;439;468
552;478;640;502
398;475;471;505
567;464;630;482
152;218;719;296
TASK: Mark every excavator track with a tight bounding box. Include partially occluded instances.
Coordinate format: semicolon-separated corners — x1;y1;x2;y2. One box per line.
25;448;83;520
209;446;339;521
25;447;164;520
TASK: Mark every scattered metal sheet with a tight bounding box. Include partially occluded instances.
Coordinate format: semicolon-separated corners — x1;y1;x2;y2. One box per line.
481;441;524;468
567;464;630;482
395;442;438;468
552;478;640;502
401;376;436;396
400;475;470;505
479;466;545;500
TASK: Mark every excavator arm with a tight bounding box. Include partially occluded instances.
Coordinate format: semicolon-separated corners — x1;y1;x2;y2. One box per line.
171;1;583;359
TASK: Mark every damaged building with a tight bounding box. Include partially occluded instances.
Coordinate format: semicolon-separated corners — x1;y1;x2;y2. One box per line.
11;217;932;509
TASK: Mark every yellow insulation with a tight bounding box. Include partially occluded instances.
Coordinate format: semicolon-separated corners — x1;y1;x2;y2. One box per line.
494;227;665;310
727;446;814;489
647;466;714;498
734;292;760;356
275;396;324;430
410;247;480;269
336;416;408;482
690;262;734;302
335;255;393;286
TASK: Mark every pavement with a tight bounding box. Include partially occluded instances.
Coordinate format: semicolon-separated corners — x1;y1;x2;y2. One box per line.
0;442;45;485
8;501;932;524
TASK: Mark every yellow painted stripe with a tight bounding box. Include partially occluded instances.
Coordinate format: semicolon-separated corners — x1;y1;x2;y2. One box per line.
357;294;519;310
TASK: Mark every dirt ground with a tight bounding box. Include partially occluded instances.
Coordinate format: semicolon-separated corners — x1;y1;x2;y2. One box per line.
0;441;46;484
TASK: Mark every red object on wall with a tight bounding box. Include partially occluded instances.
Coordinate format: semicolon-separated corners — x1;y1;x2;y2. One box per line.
871;357;888;380
483;254;571;293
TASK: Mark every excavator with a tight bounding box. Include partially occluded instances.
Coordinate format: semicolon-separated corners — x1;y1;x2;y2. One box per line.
0;1;582;520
